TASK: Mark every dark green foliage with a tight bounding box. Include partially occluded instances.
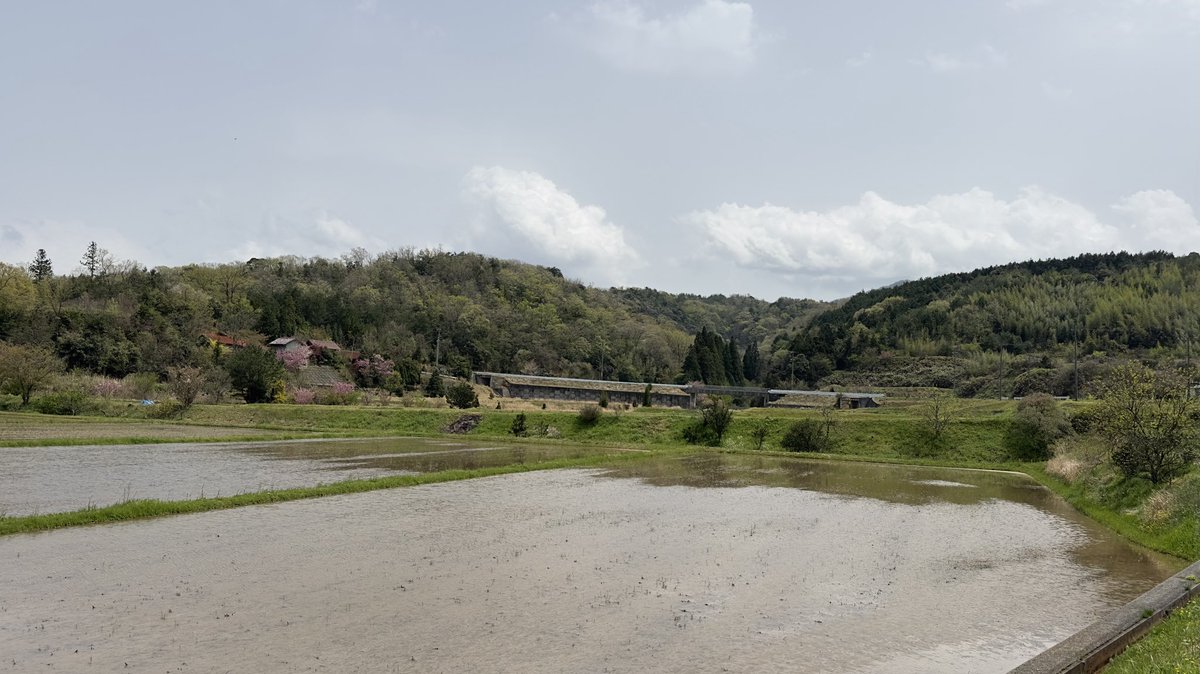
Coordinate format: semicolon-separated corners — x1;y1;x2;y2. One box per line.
1011;368;1062;397
685;397;733;445
511;413;528;437
1070;406;1101;434
1097;364;1197;484
445;380;480;409
424;370;444;398
28;249;52;281
225;346;284;403
749;420;770;450
578;404;602;425
680;328;745;385
701;397;733;441
81;241;99;278
782;409;837;453
781;418;835;452
642;383;652;407
389;358;422;392
32;390;90;416
742;343;761;382
1005;393;1071;460
598;390;609;408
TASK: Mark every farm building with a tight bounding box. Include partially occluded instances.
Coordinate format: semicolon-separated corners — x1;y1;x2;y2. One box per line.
473;372;692;407
472;372;884;409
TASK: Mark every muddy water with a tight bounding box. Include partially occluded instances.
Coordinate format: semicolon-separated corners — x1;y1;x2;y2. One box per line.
0;437;620;515
0;453;1179;673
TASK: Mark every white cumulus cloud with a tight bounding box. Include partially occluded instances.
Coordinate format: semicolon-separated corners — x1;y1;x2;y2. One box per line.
228;211;384;261
571;0;760;75
686;187;1200;285
464;166;641;284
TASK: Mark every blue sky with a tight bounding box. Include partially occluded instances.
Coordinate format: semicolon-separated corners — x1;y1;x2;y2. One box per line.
1;0;1197;299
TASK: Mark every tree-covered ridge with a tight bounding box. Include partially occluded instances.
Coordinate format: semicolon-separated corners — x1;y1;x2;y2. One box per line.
778;251;1199;384
2;247;1197;393
0;248;820;384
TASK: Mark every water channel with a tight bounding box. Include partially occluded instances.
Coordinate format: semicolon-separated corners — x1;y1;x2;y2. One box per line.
0;450;1179;672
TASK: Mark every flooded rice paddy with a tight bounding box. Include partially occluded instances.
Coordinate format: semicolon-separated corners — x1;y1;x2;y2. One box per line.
0;451;1179;673
0;437;625;516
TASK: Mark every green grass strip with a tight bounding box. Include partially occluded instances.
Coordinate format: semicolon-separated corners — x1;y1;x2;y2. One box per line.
0;451;645;537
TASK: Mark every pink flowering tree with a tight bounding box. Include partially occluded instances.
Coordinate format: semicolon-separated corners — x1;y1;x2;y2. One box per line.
352;354;395;388
291;388;316;404
277;345;312;372
93;378;122;398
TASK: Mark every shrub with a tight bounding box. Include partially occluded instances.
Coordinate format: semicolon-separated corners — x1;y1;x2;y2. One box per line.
643;383;652;408
683;397;735;446
424;370;445;398
700;397;733;443
1097;364;1197;484
166;366;206;409
1006;393;1072;460
225;347;285;403
1069;406;1101;434
598;391;609;408
781;418;834;452
291;388;316;404
446;381;480;409
578;404;602;425
146;399;184;419
33;390;90;416
749;420;771;450
511;413;528;437
123;372;159;401
317;381;358;405
682;421;719;446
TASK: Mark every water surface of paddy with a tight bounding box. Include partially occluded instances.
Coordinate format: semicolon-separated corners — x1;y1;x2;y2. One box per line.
0;437;621;515
0;453;1178;672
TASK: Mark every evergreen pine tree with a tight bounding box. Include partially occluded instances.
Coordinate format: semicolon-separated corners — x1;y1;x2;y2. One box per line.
81;241;99;278
424;370;444;397
28;249;53;281
742;342;761;382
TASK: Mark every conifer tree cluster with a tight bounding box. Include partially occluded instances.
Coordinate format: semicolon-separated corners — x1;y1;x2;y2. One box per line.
680;328;752;386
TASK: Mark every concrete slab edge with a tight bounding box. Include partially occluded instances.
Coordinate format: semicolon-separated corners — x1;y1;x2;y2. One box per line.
1010;558;1200;673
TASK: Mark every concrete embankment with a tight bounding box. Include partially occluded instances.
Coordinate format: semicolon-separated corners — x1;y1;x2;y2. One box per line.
1011;559;1200;673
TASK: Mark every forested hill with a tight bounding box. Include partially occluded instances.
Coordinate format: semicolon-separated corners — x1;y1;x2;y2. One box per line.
1;248;1196;391
0;248;828;384
760;251;1200;392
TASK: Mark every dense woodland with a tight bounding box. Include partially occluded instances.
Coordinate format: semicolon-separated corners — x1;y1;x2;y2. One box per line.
1;246;1197;397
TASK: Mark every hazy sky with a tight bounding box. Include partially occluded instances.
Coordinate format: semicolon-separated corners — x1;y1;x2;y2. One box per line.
2;1;1198;300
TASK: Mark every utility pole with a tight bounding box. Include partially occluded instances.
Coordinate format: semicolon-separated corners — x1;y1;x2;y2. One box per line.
1072;317;1080;400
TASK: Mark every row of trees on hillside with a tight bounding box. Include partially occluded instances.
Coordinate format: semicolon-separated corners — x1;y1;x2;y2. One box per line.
679;328;762;386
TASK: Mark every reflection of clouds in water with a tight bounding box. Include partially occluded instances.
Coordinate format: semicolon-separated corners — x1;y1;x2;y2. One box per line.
912;479;977;488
